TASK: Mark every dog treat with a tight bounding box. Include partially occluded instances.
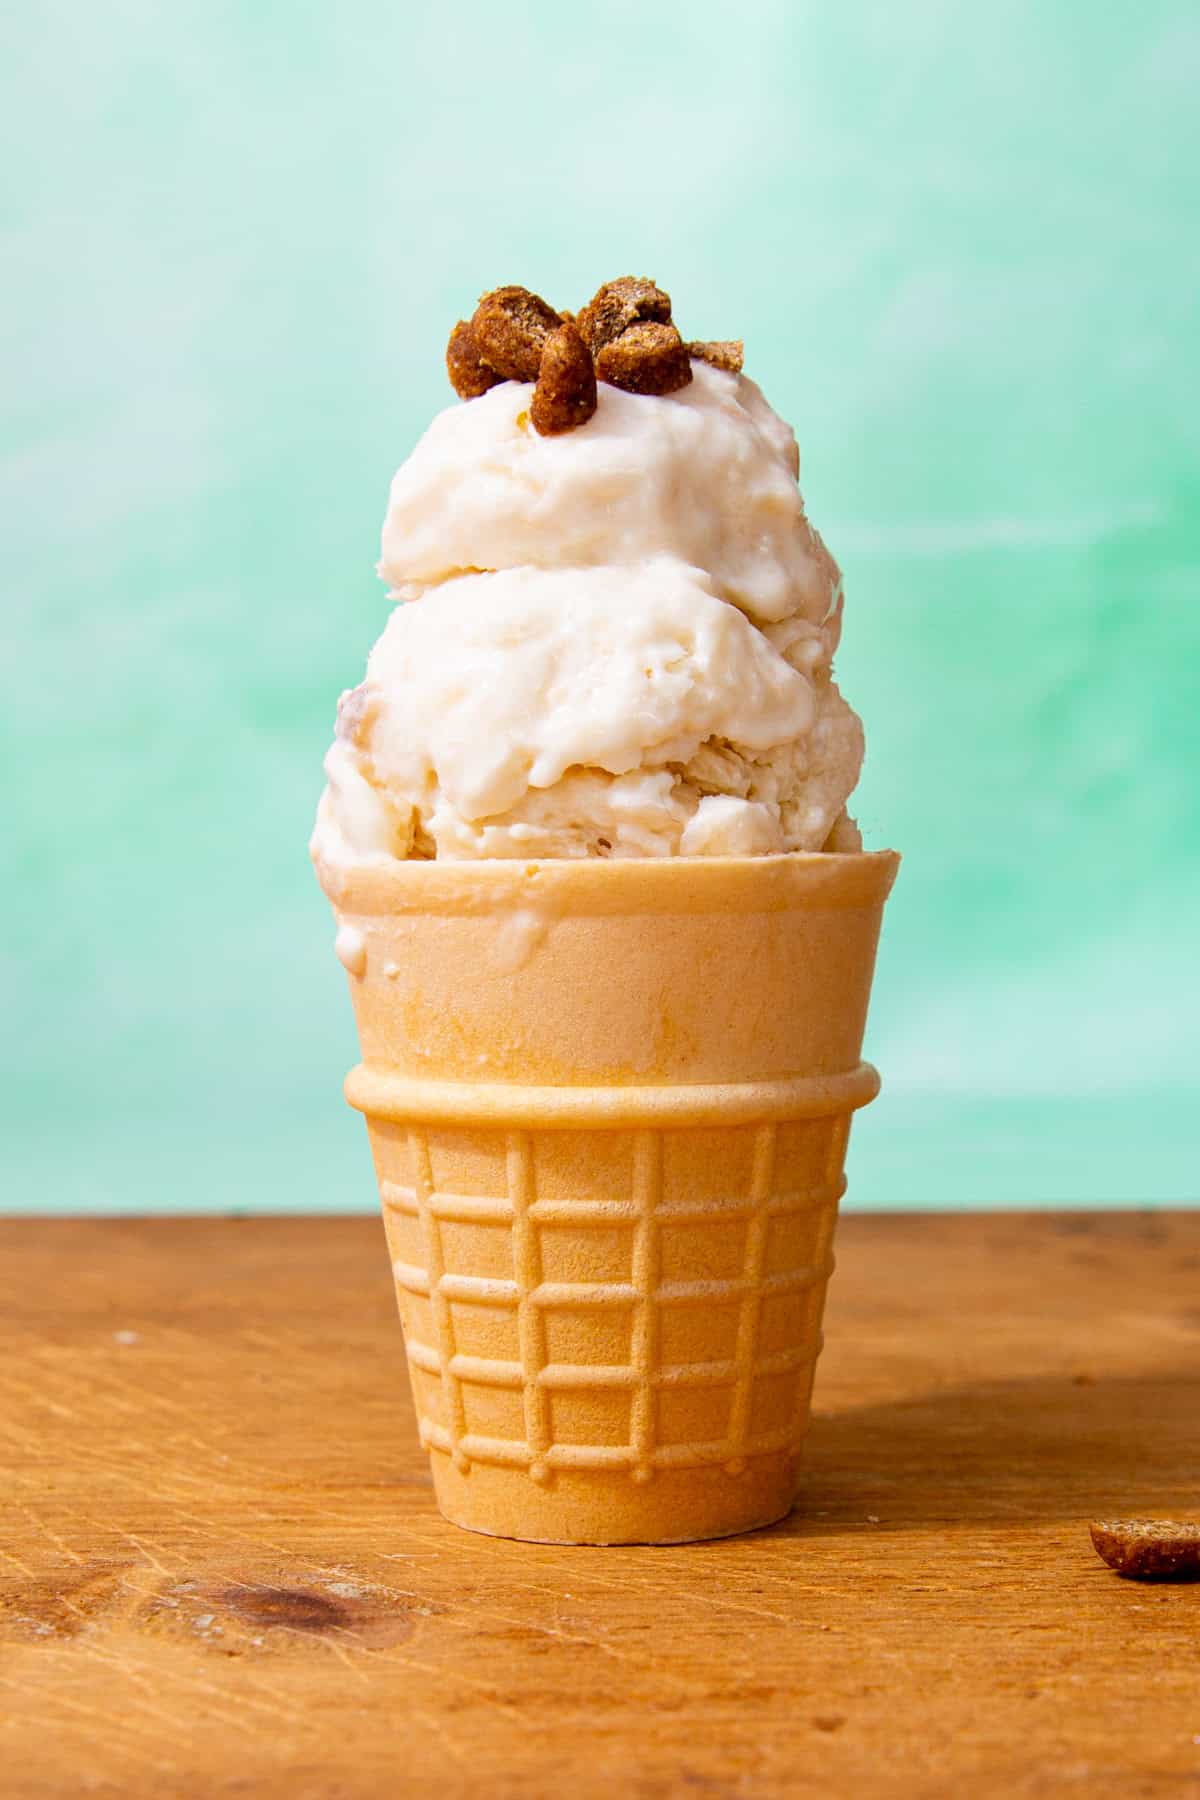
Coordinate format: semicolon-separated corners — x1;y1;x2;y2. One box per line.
576;276;674;353
530;319;598;436
443;276;745;427
594;320;693;396
689;339;745;374
1089;1519;1200;1579
445;319;503;399
470;284;561;383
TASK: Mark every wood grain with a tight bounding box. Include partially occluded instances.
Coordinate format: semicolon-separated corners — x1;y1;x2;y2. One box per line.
1;1212;1198;1798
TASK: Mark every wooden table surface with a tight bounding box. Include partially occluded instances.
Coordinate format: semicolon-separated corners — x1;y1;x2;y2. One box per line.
2;1212;1198;1798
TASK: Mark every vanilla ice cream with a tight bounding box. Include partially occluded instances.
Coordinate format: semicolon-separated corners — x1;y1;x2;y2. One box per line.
313;356;864;864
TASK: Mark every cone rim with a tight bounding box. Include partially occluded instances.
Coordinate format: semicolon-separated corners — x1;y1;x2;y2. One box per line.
346;1060;880;1126
314;845;900;917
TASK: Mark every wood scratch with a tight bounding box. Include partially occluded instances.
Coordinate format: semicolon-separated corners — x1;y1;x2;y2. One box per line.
254;1622;370;1680
438;1585;696;1694
647;1583;794;1627
3;1432;244;1503
112;1530;175;1579
16;1509;86;1566
409;1702;470;1769
0;1546;39;1580
360;1647;527;1720
0;1672;182;1760
69;1636;306;1734
502;1555;798;1627
63;1648;216;1740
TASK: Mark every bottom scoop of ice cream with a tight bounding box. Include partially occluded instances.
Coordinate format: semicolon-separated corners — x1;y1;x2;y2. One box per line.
311;556;863;864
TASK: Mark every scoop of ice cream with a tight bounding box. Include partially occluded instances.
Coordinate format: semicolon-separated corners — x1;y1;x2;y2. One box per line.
380;361;840;629
313;557;856;863
313;348;865;866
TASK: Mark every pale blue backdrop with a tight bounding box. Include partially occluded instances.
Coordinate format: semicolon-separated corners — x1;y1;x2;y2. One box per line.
3;1;1198;1211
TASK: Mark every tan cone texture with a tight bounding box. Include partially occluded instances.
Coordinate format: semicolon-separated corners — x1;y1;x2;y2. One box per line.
315;852;898;1543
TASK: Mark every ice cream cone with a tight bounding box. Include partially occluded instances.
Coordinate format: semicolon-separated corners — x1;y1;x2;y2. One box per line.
315;850;898;1544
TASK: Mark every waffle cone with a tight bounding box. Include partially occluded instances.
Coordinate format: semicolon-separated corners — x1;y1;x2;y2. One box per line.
315;851;899;1543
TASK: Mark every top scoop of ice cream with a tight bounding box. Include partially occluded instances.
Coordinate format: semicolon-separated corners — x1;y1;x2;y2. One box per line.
313;282;865;865
380;361;839;629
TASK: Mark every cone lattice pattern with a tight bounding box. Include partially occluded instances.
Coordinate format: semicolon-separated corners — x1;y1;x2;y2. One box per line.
370;1113;847;1485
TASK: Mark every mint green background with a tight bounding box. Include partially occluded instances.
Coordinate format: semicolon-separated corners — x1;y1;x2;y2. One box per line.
4;3;1198;1213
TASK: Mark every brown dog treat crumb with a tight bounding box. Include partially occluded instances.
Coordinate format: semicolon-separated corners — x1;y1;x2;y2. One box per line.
595;320;693;397
577;276;673;353
471;285;561;383
1089;1520;1200;1580
689;338;744;374
530;320;597;436
446;320;502;399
